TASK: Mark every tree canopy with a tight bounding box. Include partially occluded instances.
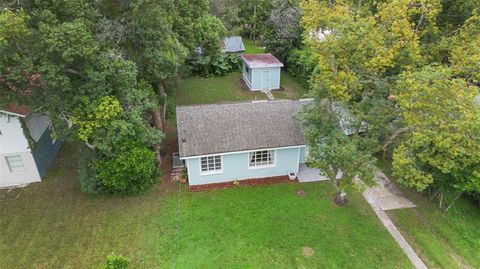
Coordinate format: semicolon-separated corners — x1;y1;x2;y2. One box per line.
0;0;226;194
299;0;480;205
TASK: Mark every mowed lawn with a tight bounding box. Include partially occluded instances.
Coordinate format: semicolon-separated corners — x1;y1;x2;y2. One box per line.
173;71;307;106
387;193;480;269
377;159;480;269
0;143;413;268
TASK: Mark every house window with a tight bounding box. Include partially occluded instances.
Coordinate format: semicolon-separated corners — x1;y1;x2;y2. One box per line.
5;155;25;173
200;155;222;174
249;150;275;168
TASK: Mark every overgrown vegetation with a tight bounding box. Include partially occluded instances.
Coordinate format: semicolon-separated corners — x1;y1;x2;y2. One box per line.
0;0;226;194
188;54;242;77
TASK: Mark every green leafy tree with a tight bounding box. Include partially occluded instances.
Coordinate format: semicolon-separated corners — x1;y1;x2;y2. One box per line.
300;0;480;208
392;66;480;208
299;100;377;205
299;0;442;203
263;0;302;63
0;1;161;194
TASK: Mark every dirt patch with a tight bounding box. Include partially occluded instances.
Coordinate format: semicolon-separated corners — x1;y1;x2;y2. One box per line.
296;189;306;196
302;247;314;257
237;78;251;92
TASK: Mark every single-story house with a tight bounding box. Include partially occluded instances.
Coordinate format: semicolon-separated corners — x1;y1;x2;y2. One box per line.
176;99;326;188
0;104;61;188
241;53;284;91
221;36;245;53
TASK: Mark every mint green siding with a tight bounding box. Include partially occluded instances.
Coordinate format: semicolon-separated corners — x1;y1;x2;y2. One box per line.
185;147;302;185
242;64;282;91
299;146;306;163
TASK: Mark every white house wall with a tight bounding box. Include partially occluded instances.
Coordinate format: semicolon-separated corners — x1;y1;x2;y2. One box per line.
0;152;41;187
0;114;43;187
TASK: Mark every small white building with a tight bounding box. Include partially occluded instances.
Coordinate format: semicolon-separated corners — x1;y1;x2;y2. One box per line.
0;104;61;188
241;54;284;91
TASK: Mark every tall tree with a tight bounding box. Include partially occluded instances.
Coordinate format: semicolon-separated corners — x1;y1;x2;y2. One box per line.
299;0;442;204
392;66;480;208
0;1;161;194
263;0;302;63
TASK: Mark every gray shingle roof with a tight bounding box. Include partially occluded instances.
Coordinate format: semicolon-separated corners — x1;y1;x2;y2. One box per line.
176;100;310;157
221;36;245;53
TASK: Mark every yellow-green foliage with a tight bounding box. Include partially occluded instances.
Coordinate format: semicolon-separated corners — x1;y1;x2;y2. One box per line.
393;66;480;191
72;96;123;142
0;10;31;46
448;14;480;83
300;0;440;101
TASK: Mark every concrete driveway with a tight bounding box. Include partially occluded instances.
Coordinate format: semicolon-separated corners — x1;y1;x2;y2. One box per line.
364;172;416;210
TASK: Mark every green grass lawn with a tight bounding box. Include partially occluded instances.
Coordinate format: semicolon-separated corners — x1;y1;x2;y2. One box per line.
376;158;480;269
173;71;307;106
172;39;307;106
0;143;413;268
244;39;265;54
172;72;266;106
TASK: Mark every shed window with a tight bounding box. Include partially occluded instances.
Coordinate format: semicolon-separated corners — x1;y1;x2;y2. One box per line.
5;155;25;173
200;155;222;174
249;150;275;168
245;65;250;74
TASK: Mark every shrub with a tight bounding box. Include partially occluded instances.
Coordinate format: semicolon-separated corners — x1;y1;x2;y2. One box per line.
286;48;317;88
79;142;159;195
93;142;159;194
78;150;106;195
189;54;241;77
105;254;129;269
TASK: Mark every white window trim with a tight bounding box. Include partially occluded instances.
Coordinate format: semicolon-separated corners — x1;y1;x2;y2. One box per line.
248;149;276;169
5;155;26;173
181;145;305;160
199;155;223;175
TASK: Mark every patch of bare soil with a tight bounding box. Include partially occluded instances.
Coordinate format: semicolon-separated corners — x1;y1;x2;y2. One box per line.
302;247;314;257
296;189;306;196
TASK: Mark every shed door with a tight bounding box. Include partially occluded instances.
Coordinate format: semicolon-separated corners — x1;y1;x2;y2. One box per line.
262;70;270;90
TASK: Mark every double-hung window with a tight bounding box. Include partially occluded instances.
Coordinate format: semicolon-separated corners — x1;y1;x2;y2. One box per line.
249;150;275;168
5;155;25;173
200;155;222;174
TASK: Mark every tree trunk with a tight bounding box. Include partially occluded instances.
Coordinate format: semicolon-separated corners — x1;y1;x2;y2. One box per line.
334;190;347;206
157;80;167;132
152;80;168;166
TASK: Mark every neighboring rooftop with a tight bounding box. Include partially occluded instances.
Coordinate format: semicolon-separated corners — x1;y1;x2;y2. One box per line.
221;36;245;53
1;104;30;117
241;53;284;68
176;100;310;157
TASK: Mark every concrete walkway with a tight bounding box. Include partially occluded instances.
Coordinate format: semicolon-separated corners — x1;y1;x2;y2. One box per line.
363;172;427;269
297;164;328;182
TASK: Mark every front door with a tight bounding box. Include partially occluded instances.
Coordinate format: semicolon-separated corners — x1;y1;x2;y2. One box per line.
262;70;270;90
